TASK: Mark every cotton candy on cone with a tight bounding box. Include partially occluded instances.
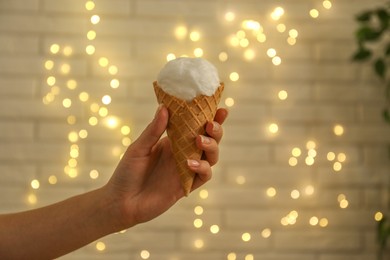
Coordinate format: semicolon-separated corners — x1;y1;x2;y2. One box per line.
153;81;224;196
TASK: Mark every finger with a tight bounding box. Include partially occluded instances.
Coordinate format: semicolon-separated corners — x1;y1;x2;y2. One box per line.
214;108;229;125
205;121;223;144
127;105;168;157
196;135;218;166
187;159;212;191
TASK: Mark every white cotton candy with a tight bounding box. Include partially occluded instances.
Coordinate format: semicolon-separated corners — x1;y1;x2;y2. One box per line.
157;57;220;101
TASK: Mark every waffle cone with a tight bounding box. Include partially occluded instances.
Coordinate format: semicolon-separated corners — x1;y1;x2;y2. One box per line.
153;81;224;196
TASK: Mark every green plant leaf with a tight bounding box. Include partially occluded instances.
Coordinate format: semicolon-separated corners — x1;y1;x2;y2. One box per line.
383;108;390;123
356;27;382;42
356;10;373;22
385;43;390;56
374;58;386;78
352;48;372;61
377;8;390;30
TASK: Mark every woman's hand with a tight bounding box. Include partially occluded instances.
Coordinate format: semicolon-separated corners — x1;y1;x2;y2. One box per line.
106;105;228;229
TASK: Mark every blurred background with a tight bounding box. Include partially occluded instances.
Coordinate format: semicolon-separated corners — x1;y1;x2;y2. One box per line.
0;0;389;259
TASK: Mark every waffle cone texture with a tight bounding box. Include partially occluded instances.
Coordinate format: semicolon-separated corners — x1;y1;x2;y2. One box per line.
153;81;224;196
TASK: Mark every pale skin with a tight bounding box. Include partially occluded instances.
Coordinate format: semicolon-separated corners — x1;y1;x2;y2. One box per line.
0;105;228;259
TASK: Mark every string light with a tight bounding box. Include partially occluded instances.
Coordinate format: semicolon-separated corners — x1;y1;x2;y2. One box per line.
37;2;353;256
224;12;236;22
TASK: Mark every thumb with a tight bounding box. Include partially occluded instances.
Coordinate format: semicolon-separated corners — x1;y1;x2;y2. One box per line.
127;105;168;157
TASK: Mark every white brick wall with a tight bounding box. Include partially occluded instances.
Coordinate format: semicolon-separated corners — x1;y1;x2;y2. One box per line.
1;0;389;259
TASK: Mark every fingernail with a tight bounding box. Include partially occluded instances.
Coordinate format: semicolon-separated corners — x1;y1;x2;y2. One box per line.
200;135;211;144
154;104;163;118
212;122;220;132
187;159;200;167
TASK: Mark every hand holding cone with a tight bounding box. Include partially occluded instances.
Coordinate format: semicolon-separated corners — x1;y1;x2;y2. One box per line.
153;81;224;195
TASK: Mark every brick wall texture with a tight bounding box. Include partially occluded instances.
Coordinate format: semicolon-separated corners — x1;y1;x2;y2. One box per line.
1;0;390;259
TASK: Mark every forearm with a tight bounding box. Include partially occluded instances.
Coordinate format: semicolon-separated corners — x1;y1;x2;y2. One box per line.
0;186;124;259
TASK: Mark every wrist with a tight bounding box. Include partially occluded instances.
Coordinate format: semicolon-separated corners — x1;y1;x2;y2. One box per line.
98;184;137;233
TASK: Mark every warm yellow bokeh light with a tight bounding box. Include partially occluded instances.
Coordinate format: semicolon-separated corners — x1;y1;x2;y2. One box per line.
340;199;349;209
310;9;319;18
63;46;73;56
48;175;57;185
227;252;237;260
292;147;301;157
174;25;187;40
305;156;315;166
90;169;99;180
140;250;150;260
193;47;204;57
268;123;279;134
194;239;204;249
327;151;336;161
68;131;78;143
190;31;201;42
79;129;88;139
110;79;120;89
236;175;246;185
266;187;277;197
99;107;108;117
229;72;239;82
257;33;266;43
334;124;344;136
65;79;77;90
67;115;76;125
90;15;100;24
194;206;204;215
108;65;118;75
244;48;256;61
323;0;332;9
210;225;220;234
271;7;285;20
225;97;235;107
44;60;54;70
267;48;277;58
219;52;228;62
62;98;72;108
309;216;319;226
276;23;286;33
289;29;299;38
98;57;109;67
194;218;203;228
89;116;98;126
27;193;37;205
305;185;315;195
86;45;95;55
288;157;298;166
79;92;89;102
121;125;131;135
87;30;97;40
46;76;56;86
31;179;40;190
241;232;251;242
278;90;288;100
199;189;209;199
261;228;272;238
224;11;236;22
50;44;60;54
333;161;342;172
337;194;346;202
375;211;383;221
319;218;329;227
272;56;282;66
85;1;95;11
291;189;300;199
96;241;106;251
337;153;346;162
102;95;112;105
